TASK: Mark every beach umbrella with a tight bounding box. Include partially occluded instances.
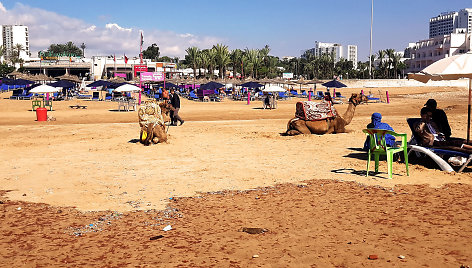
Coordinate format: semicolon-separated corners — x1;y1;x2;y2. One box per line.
55;74;81;83
408;52;472;142
114;84;141;92
239;81;263;88
4;78;34;86
322;80;347;88
87;80;113;88
262;85;286;92
29;85;60;93
200;81;224;90
48;80;75;88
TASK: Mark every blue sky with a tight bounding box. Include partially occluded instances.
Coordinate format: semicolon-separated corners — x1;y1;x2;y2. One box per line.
1;0;471;60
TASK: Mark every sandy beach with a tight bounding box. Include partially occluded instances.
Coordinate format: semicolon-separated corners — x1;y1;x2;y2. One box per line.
1;85;471;267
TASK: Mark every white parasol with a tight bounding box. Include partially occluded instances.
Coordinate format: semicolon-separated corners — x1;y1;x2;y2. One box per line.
29;85;60;93
114;84;141;92
262;85;286;92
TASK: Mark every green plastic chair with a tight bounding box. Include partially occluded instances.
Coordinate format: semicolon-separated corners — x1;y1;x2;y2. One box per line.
363;129;409;179
43;99;53;111
32;100;42;111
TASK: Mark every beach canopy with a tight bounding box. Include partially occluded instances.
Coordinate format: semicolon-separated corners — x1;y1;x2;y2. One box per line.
239;81;263;88
87;80;113;88
4;78;34;86
200;81;224;90
48;80;75;88
114;84;141;92
408;52;472;142
29;84;60;93
322;80;347;88
263;85;286;92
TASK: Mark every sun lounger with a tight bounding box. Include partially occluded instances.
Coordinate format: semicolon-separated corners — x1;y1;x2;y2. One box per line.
406;118;471;172
315;91;324;100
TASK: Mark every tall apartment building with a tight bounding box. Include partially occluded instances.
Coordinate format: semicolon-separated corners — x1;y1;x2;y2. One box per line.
304;41;358;68
429;8;472;38
1;25;30;61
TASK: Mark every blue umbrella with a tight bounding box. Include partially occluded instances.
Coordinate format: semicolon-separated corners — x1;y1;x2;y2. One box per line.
322;80;347;88
200;81;224;90
239;81;263;88
4;78;34;86
87;80;113;88
48;80;75;88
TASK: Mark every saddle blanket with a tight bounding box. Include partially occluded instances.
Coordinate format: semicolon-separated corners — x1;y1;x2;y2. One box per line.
295;101;338;121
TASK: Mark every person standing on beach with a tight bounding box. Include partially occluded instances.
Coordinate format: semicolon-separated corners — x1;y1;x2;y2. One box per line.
425;99;451;140
170;88;184;126
162;88;169;103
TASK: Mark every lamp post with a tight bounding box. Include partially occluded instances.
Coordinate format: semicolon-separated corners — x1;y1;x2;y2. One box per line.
369;0;374;79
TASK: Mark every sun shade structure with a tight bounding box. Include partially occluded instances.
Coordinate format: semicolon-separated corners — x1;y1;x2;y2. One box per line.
114;84;141;92
87;80;114;88
239;81;263;88
200;81;225;90
408;52;472;142
4;79;35;86
322;80;347;88
262;85;286;92
48;80;75;88
29;85;60;93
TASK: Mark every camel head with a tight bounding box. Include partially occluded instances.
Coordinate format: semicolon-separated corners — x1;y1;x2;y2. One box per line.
348;93;368;106
159;102;172;122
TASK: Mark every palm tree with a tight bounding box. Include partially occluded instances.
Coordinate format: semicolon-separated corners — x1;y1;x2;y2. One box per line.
185;46;200;79
376;50;386;78
80;43;86;58
230;49;243;78
244;48;262;79
200;49;210;77
213;44;230;78
385;48;395;78
10;44;25;66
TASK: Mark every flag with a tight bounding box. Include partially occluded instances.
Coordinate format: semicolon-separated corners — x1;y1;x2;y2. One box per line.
69;56;72;62
124;54;128;64
113;54;116;62
140;32;144;46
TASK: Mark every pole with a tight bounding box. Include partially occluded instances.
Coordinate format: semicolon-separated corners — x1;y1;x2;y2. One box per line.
369;0;373;79
386;90;390;104
467;78;471;143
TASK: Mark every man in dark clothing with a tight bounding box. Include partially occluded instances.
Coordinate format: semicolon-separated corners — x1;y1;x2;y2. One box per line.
425;99;451;140
170;88;184;126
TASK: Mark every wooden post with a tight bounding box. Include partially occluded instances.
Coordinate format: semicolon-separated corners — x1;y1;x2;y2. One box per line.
386;91;390;104
247;91;251;105
308;91;311;101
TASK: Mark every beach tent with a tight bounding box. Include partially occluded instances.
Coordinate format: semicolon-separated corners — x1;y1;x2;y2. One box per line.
4;78;34;86
408;51;472;142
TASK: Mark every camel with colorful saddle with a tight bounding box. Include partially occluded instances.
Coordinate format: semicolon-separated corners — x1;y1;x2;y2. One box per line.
286;93;368;135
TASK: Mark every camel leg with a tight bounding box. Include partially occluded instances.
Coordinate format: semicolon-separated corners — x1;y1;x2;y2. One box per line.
292;120;312;134
152;125;168;144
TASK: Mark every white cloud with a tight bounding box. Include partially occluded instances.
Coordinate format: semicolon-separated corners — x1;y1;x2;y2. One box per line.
0;2;223;58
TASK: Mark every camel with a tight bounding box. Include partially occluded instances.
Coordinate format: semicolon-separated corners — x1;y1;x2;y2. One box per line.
139;102;172;145
286;93;368;135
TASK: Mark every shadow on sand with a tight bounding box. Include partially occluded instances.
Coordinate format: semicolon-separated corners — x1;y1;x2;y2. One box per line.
331;168;396;180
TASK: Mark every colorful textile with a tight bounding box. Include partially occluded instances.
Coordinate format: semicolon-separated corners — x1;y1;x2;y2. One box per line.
295;101;338;121
138;101;164;129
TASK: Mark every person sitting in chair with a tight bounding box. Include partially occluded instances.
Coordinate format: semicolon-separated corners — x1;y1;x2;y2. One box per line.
414;107;472;152
424;99;451;140
363;112;396;150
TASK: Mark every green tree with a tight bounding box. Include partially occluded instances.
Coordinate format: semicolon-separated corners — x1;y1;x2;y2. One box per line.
213;44;230;78
46;41;83;57
142;43;160;61
185;46;200;78
0;63;15;76
230;49;243;78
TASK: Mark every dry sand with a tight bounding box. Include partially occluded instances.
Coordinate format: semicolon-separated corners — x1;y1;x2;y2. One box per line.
0;85;471;267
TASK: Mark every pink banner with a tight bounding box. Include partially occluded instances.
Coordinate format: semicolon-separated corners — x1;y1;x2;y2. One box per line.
140;72;164;81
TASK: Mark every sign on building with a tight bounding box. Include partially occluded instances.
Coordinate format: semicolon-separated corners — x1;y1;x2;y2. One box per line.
133;65;148;76
140;72;165;82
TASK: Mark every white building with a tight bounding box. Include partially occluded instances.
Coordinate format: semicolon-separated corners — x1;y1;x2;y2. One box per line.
304;41;358;68
1;25;30;62
405;33;472;73
429;8;472;38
